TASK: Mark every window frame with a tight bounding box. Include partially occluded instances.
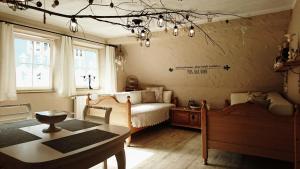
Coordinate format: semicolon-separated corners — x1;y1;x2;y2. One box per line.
73;45;100;90
14;33;54;91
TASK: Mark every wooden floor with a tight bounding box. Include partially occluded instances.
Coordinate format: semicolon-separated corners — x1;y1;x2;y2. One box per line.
91;126;293;169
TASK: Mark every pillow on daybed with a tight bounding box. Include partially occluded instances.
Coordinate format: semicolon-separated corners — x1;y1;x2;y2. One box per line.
115;92;130;103
146;87;164;103
142;91;156;103
163;91;172;103
114;91;142;104
129;91;142;104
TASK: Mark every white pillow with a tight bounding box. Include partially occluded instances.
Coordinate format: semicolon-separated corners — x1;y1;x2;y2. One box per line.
130;91;142;104
115;92;130;103
230;93;250;105
163;91;172;103
267;92;293;116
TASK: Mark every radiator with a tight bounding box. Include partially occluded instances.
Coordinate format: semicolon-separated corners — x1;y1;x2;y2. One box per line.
74;96;87;120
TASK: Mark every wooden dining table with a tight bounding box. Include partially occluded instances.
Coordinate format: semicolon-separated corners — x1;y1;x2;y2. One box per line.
0;119;130;169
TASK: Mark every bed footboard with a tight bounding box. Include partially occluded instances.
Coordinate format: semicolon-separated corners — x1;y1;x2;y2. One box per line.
201;100;295;165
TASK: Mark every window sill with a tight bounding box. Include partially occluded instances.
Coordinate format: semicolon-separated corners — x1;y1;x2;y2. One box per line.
17;89;104;95
17;89;55;94
75;89;102;95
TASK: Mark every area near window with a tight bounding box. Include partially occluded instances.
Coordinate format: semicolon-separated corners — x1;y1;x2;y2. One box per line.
73;46;99;89
14;34;53;91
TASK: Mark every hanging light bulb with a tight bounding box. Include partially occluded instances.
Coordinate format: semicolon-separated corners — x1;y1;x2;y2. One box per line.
140;29;146;38
189;25;195;37
157;14;164;28
145;38;150;47
70;18;78;33
52;0;59;8
110;1;114;8
89;0;94;4
173;25;178;36
207;15;213;23
36;1;42;7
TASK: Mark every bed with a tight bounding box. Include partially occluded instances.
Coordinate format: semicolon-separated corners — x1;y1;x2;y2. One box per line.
85;92;176;145
201;92;299;167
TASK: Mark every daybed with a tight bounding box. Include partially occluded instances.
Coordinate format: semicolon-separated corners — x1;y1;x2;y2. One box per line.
85;89;177;145
201;92;299;167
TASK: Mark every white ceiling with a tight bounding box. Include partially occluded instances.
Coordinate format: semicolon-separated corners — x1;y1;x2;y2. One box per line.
0;0;295;38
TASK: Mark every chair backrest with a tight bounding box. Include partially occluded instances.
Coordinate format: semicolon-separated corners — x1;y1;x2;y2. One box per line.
0;104;31;123
83;105;112;124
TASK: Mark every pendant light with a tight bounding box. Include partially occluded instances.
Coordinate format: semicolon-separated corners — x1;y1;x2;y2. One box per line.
145;38;150;47
189;25;195;37
70;18;78;33
157;14;164;28
173;25;178;36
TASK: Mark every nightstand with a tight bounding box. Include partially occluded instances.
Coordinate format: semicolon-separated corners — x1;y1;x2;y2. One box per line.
170;107;201;129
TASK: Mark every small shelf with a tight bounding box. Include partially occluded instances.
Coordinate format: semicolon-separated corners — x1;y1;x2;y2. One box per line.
274;60;300;72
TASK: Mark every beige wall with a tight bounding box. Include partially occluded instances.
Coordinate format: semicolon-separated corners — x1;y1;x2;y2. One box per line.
0;12;107;113
288;1;300;104
109;11;291;108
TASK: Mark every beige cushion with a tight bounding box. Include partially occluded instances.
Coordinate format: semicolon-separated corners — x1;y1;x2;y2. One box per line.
146;87;164;103
267;92;294;116
163;91;172;103
142;91;156;103
130;91;142;104
230;93;249;105
115;92;130;103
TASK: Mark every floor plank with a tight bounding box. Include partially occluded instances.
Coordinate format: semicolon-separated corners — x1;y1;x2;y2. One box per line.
91;126;293;169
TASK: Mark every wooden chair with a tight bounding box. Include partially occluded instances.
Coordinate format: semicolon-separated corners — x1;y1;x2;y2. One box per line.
0;103;31;123
83;105;112;169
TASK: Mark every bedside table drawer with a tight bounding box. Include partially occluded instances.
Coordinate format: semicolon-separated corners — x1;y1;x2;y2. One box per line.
170;107;201;129
172;111;190;125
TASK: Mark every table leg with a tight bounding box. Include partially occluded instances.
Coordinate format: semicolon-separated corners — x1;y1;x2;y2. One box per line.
115;149;126;169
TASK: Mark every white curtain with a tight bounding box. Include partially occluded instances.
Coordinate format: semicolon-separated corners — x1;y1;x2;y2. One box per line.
54;36;76;97
101;46;117;93
0;23;17;101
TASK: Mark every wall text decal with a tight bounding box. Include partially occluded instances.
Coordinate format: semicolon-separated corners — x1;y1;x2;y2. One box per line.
169;65;231;74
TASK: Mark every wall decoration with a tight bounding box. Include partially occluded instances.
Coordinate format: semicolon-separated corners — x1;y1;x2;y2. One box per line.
273;33;300;69
2;0;246;52
169;64;231;74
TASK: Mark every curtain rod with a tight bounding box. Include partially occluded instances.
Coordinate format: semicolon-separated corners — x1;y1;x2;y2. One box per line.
0;19;117;48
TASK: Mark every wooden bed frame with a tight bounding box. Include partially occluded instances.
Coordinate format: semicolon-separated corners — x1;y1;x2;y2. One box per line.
85;93;177;146
201;100;300;168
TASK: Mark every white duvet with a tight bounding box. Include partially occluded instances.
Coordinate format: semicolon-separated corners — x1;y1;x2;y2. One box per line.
131;103;175;128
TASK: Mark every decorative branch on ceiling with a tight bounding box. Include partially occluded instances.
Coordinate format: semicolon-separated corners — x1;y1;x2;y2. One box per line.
3;0;246;52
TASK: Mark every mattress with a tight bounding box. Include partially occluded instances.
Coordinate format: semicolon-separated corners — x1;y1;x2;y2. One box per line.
131;103;175;128
230;92;294;116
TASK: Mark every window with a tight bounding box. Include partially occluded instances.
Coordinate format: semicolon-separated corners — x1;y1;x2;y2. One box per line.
14;35;52;90
74;46;99;89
